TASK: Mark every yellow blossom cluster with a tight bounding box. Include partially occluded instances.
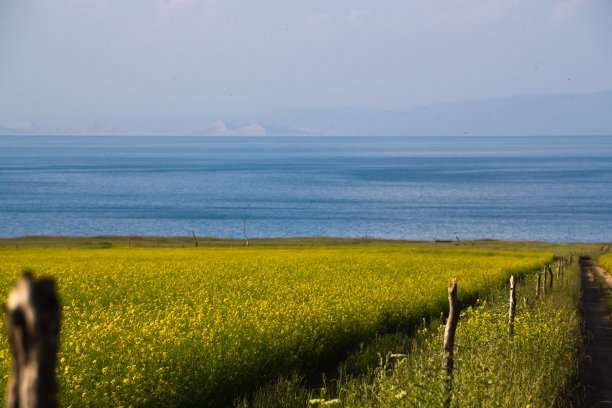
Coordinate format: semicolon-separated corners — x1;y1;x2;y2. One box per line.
0;246;552;406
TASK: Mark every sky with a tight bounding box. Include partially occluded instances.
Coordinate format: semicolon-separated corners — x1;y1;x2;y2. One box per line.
1;0;611;130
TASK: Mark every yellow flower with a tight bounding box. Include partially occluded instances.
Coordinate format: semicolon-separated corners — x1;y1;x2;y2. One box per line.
0;245;553;407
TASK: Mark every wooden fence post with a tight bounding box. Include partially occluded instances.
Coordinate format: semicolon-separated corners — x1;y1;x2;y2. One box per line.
543;266;548;296
192;231;198;248
508;275;516;335
561;261;565;277
443;278;459;407
535;273;541;299
548;264;554;291
5;273;60;408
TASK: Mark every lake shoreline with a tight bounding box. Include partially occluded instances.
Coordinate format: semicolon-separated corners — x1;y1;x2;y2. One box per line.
1;235;608;256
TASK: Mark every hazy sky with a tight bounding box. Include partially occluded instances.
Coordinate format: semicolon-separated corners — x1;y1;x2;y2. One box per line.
1;0;611;125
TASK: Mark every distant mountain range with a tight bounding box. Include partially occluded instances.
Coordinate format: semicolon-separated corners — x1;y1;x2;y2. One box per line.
2;91;611;136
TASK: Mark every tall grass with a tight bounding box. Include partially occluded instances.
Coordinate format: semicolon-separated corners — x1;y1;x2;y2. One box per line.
593;254;612;317
240;258;584;407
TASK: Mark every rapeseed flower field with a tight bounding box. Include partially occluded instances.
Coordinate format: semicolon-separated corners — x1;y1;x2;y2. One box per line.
0;246;552;407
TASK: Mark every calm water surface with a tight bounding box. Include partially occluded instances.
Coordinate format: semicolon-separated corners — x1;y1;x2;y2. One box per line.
1;136;611;242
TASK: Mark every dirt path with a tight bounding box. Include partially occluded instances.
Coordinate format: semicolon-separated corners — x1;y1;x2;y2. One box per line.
581;258;612;407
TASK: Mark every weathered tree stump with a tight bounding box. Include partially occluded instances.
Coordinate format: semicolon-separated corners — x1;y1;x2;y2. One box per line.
5;273;60;408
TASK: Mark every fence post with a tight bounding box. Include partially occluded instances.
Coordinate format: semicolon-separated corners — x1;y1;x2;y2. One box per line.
561;260;565;277
508;275;516;335
543;266;548;296
548;264;554;291
535;273;541;298
5;273;60;408
443;278;459;407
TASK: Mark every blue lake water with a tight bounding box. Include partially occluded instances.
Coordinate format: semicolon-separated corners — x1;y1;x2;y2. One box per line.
1;135;611;242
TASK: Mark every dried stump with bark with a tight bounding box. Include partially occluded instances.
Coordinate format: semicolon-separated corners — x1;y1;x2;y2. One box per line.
4;274;60;408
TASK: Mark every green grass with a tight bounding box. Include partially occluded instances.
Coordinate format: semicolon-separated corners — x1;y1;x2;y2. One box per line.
591;258;612;319
0;235;605;257
590;271;612;318
238;256;585;407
